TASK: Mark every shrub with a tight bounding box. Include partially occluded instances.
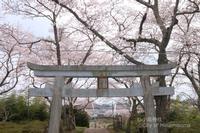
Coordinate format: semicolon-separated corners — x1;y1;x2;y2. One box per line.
0;94;49;122
64;105;89;127
29;97;49;121
74;109;89;127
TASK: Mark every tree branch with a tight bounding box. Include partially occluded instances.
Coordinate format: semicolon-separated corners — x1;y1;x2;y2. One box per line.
181;55;199;94
136;0;153;8
121;36;161;47
139;8;148;36
51;0;143;65
152;0;167;34
176;0;200;16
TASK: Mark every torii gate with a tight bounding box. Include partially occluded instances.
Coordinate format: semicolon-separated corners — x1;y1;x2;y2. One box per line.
27;62;176;133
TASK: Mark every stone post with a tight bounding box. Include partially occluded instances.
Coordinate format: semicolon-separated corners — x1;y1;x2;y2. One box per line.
141;76;158;133
48;77;64;133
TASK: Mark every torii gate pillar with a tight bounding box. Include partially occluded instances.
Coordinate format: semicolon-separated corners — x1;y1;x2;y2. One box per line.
141;76;158;133
48;77;64;133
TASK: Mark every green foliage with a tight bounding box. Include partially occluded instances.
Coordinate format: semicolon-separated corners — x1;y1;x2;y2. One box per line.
125;98;200;133
29;97;49;121
0;94;27;121
169;99;199;121
0;94;49;122
64;105;89;127
74;109;89;127
167;98;200;133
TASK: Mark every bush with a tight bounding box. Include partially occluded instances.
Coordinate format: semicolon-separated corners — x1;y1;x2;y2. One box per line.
168;99;200;133
0;94;49;122
74;109;89;127
0;94;27;121
29;97;49;121
64;105;89;127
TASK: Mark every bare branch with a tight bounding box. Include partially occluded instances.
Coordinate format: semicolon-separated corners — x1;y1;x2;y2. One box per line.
181;54;199;94
176;0;200;16
51;0;143;65
0;44;20;95
136;0;153;8
152;0;167;33
139;8;148;36
121;36;161;47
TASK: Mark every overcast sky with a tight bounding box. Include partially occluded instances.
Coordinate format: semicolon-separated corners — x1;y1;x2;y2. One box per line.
0;11;51;37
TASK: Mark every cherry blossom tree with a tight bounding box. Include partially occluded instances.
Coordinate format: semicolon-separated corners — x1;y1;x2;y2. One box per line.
2;0;116;130
0;24;25;95
174;13;200;111
2;0;200;132
50;0;200;132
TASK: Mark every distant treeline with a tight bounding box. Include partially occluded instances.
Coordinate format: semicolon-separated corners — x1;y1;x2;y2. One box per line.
0;94;49;121
0;94;89;127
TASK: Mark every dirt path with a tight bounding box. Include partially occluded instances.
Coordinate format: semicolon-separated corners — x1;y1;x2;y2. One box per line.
84;128;110;133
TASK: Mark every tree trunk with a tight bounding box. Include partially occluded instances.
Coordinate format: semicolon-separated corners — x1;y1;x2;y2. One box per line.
198;60;200;111
155;48;169;133
126;116;131;133
126;98;138;133
66;115;76;130
66;102;76;131
197;95;200;111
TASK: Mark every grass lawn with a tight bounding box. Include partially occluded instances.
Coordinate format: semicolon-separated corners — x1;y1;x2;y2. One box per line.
0;120;47;133
1;120;199;133
0;121;86;133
